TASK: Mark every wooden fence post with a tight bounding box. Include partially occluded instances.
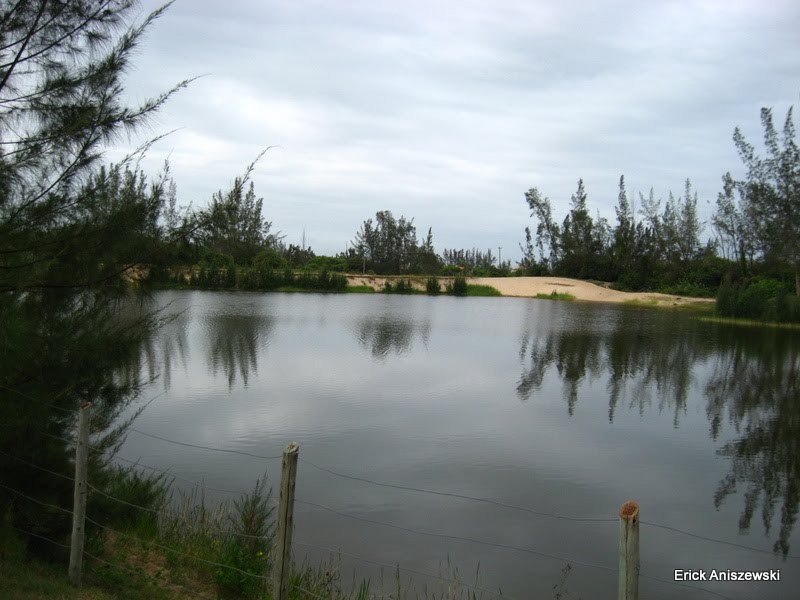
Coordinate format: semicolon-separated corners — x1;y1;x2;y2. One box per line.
618;500;640;600
68;402;91;587
273;442;299;600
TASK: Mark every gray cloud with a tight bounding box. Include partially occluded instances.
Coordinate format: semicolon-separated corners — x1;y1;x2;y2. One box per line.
113;0;800;257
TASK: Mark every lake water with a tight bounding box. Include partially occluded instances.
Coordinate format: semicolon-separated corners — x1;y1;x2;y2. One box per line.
118;290;800;599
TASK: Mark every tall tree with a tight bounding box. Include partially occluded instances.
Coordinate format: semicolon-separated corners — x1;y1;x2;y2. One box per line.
524;187;560;271
613;175;635;272
0;0;189;546
353;210;420;274
195;151;277;265
677;179;702;263
729;103;800;294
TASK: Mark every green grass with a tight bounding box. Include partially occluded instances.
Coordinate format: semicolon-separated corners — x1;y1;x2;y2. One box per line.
465;284;502;297
345;285;376;293
699;316;800;330
535;290;575;301
622;298;714;312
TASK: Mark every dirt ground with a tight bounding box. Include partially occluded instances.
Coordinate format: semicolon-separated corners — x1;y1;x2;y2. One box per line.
346;275;714;306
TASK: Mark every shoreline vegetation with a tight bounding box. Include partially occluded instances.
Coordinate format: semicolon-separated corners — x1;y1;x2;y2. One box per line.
2;469;502;600
144;267;716;307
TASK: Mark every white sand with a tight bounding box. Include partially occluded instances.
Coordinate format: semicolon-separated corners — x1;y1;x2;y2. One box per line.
346;275;713;306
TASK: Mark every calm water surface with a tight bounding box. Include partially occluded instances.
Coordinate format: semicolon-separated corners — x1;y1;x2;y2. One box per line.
119;290;800;599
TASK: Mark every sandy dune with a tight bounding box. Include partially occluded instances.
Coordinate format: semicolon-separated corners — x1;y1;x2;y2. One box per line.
346;275;713;306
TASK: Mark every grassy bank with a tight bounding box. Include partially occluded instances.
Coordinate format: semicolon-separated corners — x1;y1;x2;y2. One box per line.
1;467;520;600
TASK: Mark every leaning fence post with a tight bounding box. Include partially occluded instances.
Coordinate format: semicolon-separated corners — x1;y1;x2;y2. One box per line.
273;442;299;600
68;402;91;587
618;500;640;600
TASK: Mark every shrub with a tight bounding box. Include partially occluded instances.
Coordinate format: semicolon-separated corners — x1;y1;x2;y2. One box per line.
715;277;739;317
450;275;468;296
198;250;234;270
737;278;786;319
253;248;286;270
426;277;440;295
394;279;413;294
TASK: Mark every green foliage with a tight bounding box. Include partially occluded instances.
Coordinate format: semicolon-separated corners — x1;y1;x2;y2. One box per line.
199;250;235;270
536;291;576;301
213;478;274;599
465;284;502;297
448;276;469;296
426;277;441;295
253;248;286;270
194;152;278;266
716;277;799;323
0;0;191;553
353;210;440;275
305;255;347;272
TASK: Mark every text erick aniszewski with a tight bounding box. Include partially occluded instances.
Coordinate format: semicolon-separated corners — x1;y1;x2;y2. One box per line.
674;569;781;582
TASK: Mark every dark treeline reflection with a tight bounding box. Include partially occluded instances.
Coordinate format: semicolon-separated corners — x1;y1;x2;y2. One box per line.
516;305;714;422
516;303;800;554
130;294;274;390
204;312;274;387
707;327;800;556
356;315;430;361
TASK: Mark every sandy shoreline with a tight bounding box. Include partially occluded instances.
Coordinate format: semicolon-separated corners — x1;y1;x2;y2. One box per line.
346;275;714;307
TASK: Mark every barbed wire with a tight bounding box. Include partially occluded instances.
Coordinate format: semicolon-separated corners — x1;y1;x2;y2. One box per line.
129;427;284;460
300;457;617;524
0;385;77;415
0;448;75;481
12;525;223;600
295;540;517;600
113;454;257;496
85;549;223;600
84;514;271;581
0;483;73;515
85;483;275;539
640;520;799;559
296;498;617;573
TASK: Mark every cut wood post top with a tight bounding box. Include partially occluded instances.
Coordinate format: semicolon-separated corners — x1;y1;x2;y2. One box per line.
619;501;640;520
285;442;299;453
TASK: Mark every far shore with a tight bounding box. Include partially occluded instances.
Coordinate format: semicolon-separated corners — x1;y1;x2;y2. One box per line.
346;275;715;307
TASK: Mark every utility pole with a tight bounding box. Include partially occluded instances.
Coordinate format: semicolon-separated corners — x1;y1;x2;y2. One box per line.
498;246;502;266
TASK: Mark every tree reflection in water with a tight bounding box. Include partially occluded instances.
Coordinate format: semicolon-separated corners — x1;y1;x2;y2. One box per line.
356;315;429;361
516;303;800;555
706;326;800;556
204;313;274;388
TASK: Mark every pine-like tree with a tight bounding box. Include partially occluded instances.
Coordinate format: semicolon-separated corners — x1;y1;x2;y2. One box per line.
0;0;189;546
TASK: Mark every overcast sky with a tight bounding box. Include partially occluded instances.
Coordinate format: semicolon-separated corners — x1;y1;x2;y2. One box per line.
113;0;800;260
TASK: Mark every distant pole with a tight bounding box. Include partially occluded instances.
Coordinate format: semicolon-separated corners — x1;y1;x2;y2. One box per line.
69;402;91;587
618;500;640;600
498;246;502;266
273;442;299;600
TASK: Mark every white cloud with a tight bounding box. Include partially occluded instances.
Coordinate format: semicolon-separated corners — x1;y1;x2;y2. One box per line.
113;0;800;258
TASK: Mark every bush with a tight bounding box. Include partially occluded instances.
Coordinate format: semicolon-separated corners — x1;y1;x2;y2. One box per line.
440;264;462;276
449;275;468;296
737;278;787;319
253;248;286;270
426;277;440;295
394;279;413;294
715;276;798;322
198;250;234;270
715;277;739;317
